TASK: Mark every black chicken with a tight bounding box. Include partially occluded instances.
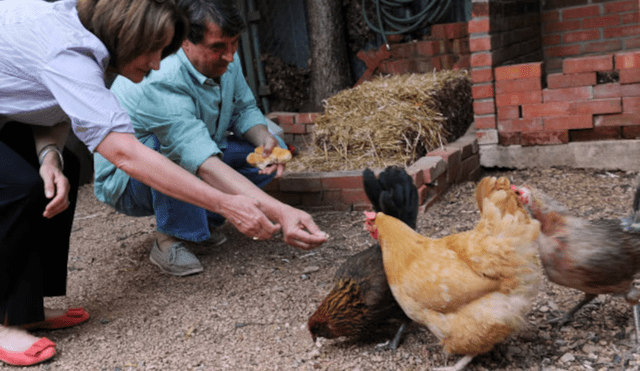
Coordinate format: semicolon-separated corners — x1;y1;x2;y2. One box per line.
308;166;418;350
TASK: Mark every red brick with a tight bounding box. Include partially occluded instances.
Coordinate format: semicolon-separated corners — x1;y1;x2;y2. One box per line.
594;83;622;98
543;34;562;46
266;191;302;206
295;113;319;124
389;42;416;59
594;113;640;126
340;188;370;206
562;5;600;19
472;84;495;99
468;18;490;34
626;36;640;49
415;40;442;56
356;47;391;69
604;0;638;13
472;2;489;17
380;59;415;75
497;106;520;120
543;115;593;130
623;12;640;24
604;24;640;39
563;55;614;73
495;78;542;94
319;172;363;190
582;15;621;29
469;36;491;52
624;97;640;113
497;118;544;132
453;55;471;70
280;122;308;135
269;112;296;125
445;22;469;39
544;20;581;34
623;125;640;138
621;83;640;96
458;155;481;183
620;68;640;84
542;10;560;23
543;86;592;102
563;30;601;44
521;130;569;146
426;147;462;184
570;126;622;141
495;91;543;106
431;24;446;39
494;62;544;81
574;98;622;114
450;38;470;54
583;40;623;54
522;102;573;118
471;68;494;83
546;72;596;88
545;45;582;58
470;52;492;67
474;114;496;129
615;51;640;69
499;131;522;145
473;99;495;115
415;58;435;73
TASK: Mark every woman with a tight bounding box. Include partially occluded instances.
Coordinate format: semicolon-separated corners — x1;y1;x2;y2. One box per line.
0;0;326;366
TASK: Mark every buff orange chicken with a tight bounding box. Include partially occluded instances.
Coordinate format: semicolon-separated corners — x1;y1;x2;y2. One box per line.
365;175;541;371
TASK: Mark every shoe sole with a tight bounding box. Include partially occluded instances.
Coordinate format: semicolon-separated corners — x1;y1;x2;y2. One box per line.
209;235;227;246
149;255;204;277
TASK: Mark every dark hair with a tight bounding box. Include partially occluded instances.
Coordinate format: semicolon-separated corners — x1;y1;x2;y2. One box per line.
77;0;189;69
177;0;246;44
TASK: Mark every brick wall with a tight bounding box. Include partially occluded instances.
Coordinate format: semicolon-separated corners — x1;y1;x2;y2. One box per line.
542;0;640;73
471;0;640;148
355;22;471;85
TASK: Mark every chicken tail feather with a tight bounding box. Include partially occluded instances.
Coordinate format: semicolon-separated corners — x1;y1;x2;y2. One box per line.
363;167;419;229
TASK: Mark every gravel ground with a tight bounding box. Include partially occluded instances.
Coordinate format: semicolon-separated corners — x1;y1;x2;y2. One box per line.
10;166;640;371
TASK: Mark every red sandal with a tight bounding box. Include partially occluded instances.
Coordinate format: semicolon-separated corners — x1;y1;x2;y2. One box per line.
0;337;56;366
22;308;89;330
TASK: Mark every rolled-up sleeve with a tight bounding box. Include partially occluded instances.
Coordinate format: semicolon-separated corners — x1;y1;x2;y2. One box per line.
226;58;268;136
131;80;219;174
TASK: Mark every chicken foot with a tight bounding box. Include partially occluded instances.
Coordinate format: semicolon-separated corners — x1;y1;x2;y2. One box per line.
433;355;474;371
547;293;597;327
374;321;408;351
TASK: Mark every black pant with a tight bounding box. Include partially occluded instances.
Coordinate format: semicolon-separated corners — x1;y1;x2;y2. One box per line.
0;122;79;325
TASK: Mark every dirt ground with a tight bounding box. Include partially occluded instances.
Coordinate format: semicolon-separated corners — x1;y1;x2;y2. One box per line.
11;166;640;371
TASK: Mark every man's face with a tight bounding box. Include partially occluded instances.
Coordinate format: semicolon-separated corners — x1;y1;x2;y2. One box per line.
182;21;240;79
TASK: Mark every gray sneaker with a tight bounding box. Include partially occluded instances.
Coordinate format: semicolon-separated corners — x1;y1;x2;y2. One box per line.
149;240;204;276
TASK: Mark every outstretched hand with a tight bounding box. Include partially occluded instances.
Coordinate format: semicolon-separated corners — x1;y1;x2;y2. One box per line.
279;207;328;250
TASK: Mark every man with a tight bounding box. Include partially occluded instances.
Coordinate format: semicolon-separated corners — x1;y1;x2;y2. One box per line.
94;0;327;276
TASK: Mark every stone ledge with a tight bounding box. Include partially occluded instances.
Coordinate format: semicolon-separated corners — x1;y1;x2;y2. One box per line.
479;139;640;171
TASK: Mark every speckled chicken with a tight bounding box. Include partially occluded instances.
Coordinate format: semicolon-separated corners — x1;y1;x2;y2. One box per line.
308;167;417;349
366;176;541;371
515;179;640;339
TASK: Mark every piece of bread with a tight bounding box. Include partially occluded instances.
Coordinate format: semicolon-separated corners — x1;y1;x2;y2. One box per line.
246;146;292;170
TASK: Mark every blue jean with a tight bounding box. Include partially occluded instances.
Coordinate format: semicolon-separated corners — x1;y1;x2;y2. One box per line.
115;134;281;242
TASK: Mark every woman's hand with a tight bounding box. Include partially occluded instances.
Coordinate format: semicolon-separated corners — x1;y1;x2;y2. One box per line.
278;206;328;250
39;151;70;218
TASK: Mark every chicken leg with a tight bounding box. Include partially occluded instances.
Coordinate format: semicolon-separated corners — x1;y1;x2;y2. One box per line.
434;355;474;371
547;293;598;327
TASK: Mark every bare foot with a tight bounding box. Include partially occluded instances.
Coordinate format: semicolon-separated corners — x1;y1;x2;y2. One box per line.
0;326;41;352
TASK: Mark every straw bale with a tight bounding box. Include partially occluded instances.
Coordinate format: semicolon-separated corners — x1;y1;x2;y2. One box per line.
288;70;472;172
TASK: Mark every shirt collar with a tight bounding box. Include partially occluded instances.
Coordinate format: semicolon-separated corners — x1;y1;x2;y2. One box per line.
177;48;219;87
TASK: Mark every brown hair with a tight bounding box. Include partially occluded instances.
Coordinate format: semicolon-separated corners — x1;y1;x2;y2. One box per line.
76;0;189;70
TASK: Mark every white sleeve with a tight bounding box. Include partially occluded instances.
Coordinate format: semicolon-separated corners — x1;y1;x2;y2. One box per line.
39;49;134;152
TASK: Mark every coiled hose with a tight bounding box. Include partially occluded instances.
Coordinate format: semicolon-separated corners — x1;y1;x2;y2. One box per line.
362;0;455;49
